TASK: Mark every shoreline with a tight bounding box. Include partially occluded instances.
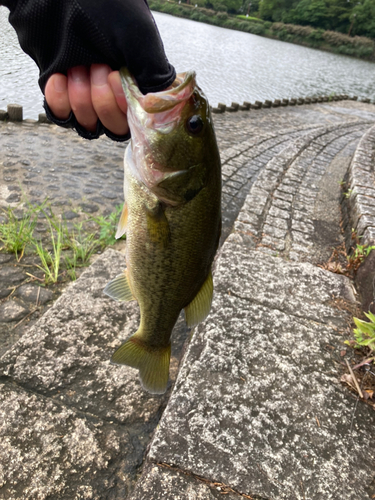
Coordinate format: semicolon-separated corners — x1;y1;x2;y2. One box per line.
149;0;375;63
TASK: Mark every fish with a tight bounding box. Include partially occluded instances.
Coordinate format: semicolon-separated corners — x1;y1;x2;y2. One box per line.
103;67;221;394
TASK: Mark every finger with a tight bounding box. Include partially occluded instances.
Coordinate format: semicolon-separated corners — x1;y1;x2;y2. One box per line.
68;66;98;132
108;71;128;116
91;65;129;136
44;74;71;120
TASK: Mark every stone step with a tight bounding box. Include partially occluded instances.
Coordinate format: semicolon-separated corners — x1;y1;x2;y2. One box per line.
341;123;375;312
141;243;375;500
234;121;373;264
0;249;188;498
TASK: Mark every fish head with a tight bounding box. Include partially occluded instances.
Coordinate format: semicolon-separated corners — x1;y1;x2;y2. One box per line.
120;68;220;205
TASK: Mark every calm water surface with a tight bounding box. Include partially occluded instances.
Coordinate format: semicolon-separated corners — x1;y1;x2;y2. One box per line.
1;6;374;119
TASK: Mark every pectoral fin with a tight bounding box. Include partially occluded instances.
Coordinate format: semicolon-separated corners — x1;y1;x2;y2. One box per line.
146;202;171;248
155;165;206;205
115;203;128;239
103;270;135;301
184;270;213;327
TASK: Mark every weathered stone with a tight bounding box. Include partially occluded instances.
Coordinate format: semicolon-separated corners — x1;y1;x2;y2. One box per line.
130;463;239;500
0;266;27;286
0;301;29;322
7;104;23;122
0;250;169;424
149;246;374;500
62;210;79;220
0;254;12;264
355;249;375;312
0;381;133;500
15;284;54;305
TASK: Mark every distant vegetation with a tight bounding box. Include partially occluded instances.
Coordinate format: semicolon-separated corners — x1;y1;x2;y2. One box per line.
149;0;375;61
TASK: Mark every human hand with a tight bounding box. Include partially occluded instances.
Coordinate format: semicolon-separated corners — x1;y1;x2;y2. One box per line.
44;64;129;137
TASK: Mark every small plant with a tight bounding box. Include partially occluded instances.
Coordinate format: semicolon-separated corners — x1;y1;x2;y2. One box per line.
343;188;353;199
69;223;97;265
328;91;336;102
346;233;375;273
33;220;63;285
91;205;124;247
345;312;375;351
0;206;38;260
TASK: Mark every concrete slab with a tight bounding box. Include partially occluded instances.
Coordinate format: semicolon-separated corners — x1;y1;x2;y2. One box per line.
0;249;164;424
128;463;241;500
0;380;131;500
148;237;375;500
0;249;189;498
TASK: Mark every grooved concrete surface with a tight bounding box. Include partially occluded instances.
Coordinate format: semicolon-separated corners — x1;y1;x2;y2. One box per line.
1;100;375;499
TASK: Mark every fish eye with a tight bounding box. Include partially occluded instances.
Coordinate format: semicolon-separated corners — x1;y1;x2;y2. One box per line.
186;115;204;135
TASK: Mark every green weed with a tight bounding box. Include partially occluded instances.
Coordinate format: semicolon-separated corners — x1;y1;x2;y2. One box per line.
33;220;63;285
0;199;124;285
91;205;124;247
345;312;375;351
0;206;38;260
69;222;97;265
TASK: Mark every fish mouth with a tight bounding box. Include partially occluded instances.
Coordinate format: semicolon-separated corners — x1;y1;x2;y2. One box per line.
120;68;196;114
120;68;197;136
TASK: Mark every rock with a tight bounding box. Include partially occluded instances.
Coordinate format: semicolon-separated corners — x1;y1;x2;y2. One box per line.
15;284;54;305
0;381;132;500
130;462;239;500
0;287;12;299
0;254;12;264
79;203;99;214
0;266;26;286
0;301;29;322
148;245;375;500
0;250;168;424
355;250;375;313
62;210;79;220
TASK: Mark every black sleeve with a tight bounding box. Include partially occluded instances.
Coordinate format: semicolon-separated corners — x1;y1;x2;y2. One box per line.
1;0;176;140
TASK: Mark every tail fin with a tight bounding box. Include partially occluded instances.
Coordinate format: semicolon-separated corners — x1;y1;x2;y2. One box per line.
111;334;171;394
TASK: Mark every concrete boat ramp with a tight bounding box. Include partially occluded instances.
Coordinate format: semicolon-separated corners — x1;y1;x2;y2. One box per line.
1;99;375;499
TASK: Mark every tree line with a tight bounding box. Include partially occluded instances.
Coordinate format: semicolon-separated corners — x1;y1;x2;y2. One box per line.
183;0;375;39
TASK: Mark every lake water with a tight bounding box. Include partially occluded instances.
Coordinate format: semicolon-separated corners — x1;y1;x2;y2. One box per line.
1;6;374;119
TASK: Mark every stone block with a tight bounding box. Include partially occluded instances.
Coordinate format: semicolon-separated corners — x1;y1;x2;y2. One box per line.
0;250;173;424
7;104;23;122
38;113;51;123
148;246;374;500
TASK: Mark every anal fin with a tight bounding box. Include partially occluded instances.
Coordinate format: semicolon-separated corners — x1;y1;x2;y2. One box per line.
103;270;135;301
184;270;213;328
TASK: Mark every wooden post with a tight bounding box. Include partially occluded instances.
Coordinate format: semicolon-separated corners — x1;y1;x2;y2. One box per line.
7;104;23;122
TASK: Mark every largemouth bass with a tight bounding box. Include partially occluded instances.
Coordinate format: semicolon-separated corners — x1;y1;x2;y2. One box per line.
104;68;221;394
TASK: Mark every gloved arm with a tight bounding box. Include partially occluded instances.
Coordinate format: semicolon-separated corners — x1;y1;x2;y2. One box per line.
1;0;176;139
